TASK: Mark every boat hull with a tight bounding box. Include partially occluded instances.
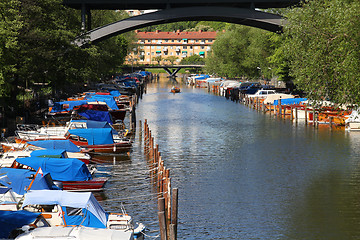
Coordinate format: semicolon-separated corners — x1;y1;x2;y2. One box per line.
60;177;108;192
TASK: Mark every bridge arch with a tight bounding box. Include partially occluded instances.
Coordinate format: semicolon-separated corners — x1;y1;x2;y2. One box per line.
74;7;285;47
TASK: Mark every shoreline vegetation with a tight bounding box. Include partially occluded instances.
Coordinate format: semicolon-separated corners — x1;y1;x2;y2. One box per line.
1;0;359;129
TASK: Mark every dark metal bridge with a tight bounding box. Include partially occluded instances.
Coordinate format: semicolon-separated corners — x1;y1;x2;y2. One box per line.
125;64;204;77
63;0;300;10
63;0;300;46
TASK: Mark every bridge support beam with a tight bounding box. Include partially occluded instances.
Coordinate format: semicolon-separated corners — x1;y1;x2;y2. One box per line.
74;6;285;46
163;67;182;78
81;4;92;31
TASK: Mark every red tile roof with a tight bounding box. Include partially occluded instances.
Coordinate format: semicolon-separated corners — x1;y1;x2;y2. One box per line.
136;30;218;40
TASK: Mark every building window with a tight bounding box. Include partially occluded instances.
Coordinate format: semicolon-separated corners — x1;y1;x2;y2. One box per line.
172;40;174;42
152;52;154;55
195;46;198;49
183;46;187;49
190;46;193;49
170;46;173;49
147;46;150;49
165;39;168;42
195;40;199;42
208;39;213;42
152;40;155;43
157;46;161;49
170;52;173;56
201;46;205;49
151;46;155;49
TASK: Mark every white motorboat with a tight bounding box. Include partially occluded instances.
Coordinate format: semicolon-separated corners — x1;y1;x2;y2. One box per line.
18;190;145;239
15;225;138;240
345;109;360;131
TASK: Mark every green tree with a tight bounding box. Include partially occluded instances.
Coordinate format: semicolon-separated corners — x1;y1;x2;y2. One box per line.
283;0;360;105
165;56;178;65
0;0;22;100
152;55;163;64
180;55;204;65
205;24;274;79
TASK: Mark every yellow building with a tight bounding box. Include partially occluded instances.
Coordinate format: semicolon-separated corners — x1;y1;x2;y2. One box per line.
126;30;218;65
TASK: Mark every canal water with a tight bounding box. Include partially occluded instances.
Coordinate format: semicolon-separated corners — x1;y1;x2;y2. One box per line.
100;75;360;239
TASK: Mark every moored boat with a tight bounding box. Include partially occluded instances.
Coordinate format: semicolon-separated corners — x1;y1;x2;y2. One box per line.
16;190;145;240
170;86;180;93
12;157;107;191
67;128;132;153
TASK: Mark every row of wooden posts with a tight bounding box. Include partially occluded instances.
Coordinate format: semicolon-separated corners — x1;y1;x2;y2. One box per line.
140;119;178;240
241;95;339;127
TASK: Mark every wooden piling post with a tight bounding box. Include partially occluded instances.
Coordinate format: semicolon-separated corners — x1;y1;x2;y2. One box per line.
313;109;316;127
158;198;167;240
278;99;282;117
290;106;294;121
139;120;142;140
305;106;308;125
295;107;298;122
171;188;178;240
329;116;333;129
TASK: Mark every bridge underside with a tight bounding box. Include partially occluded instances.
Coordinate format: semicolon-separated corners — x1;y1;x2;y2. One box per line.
64;0;300;10
74;7;285;46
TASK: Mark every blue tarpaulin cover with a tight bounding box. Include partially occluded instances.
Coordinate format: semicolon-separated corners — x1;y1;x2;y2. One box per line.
28;140;81;152
109;90;121;97
68;128;114;145
0;168;58;195
16;157;92;181
85;95;119;110
30;149;66;158
0;210;40;238
273;98;307;105
23;190;108;228
77;112;113;124
51;100;88;113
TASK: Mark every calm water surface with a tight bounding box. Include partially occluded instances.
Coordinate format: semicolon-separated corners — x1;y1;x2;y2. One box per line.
98;75;360;240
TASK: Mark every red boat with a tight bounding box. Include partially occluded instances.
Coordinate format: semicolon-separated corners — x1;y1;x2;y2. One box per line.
67;128;132;153
12;157;108;192
60;177;108;191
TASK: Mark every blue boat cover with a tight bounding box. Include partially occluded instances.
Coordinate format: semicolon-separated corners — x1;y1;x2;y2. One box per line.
51;100;88;113
109;90;121;97
85;95;119;110
79;110;113;124
0;168;58;195
28;140;81;152
0;187;10;194
273;98;307;105
22;190;108;228
0;210;40;238
68;128;114;145
16;157;92;181
30;149;66;158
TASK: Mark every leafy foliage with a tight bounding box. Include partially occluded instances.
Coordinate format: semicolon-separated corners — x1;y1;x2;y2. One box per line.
180;55;204;65
0;0;132;114
283;0;360;104
205;25;275;79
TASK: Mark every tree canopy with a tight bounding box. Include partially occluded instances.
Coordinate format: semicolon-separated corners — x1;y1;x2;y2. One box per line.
0;0;133;115
205;25;274;79
283;0;360;105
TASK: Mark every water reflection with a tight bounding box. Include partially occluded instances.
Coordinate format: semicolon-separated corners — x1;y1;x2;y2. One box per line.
97;74;360;239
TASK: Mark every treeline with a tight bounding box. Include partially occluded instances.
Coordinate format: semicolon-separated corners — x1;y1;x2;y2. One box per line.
0;0;134;116
206;0;360;105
